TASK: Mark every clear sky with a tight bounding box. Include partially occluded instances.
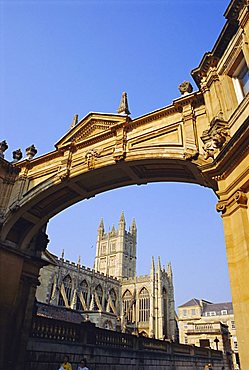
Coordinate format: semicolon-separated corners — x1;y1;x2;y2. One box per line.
1;0;232;307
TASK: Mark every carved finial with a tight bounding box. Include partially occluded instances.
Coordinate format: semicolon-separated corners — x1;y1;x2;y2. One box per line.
77;256;81;268
70;114;78;129
12;149;23;163
167;262;172;277
150;256;155;274
0;140;8;158
119;211;125;223
26;144;37;160
117;92;131;115
178;81;193;95
61;249;64;259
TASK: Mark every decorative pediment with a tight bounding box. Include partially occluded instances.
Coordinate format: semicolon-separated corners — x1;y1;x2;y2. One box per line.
56;113;127;149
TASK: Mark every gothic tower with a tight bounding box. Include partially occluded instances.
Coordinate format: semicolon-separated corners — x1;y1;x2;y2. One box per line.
94;212;137;280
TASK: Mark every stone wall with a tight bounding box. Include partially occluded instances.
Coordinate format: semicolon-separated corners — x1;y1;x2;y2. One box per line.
25;316;223;370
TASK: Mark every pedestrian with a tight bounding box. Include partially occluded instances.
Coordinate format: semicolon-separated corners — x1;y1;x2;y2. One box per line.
204;365;209;370
59;355;72;370
208;364;213;370
78;358;89;370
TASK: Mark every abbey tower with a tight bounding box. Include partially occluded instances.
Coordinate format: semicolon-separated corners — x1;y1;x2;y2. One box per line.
94;212;137;279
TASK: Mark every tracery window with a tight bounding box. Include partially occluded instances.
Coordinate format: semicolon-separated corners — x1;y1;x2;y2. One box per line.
139;287;150;322
76;280;88;310
96;284;103;305
122;290;133;322
63;275;72;305
163;288;168;336
58;274;72;306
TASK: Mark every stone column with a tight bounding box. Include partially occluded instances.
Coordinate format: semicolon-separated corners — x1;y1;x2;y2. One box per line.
0;244;45;370
217;189;249;370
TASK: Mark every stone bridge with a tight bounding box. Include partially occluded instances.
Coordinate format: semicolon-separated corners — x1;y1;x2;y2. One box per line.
0;0;249;369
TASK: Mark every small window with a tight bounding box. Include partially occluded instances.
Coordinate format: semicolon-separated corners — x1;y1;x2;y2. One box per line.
231;320;236;329
232;57;249;103
221;309;227;315
184;336;188;344
183;309;187;317
191;309;196;316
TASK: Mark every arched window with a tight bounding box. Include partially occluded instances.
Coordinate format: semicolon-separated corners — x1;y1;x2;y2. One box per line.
80;280;89;303
109;289;116;313
63;275;72;304
59;275;72;306
163;287;168;336
76;280;89;311
96;284;103;305
139;287;150;322
122;290;133;322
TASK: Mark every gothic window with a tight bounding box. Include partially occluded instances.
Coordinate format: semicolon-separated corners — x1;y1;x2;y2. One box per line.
58;292;65;306
109;289;116;313
58;274;72;306
122;290;133;323
76;295;82;311
76;280;88;310
96;284;103;305
101;244;107;254
139;287;150;322
100;258;106;269
63;275;72;305
163;288;168;336
80;280;89;303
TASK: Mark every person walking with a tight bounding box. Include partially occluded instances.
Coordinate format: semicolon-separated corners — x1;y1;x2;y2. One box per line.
78;358;89;370
59;355;72;370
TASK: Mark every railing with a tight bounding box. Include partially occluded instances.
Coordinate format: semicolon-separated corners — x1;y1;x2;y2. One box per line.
30;315;223;361
31;316;81;342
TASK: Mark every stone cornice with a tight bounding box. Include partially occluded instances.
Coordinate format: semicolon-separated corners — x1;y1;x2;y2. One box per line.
191;0;246;87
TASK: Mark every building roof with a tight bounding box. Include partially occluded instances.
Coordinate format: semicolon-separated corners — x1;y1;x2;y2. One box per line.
203;302;233;315
36;302;83;324
178;298;201;308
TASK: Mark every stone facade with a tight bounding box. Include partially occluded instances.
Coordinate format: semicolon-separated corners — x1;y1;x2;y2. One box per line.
178;299;240;369
1;1;249;368
36;213;177;340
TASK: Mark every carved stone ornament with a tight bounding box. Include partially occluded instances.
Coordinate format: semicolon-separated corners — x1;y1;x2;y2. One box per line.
59;168;70;181
85;149;100;170
0;140;8;158
70;114;78;129
216;201;227;214
12;149;23;162
117;92;131;115
178;81;193;95
183;150;199;161
113;129;127;162
26;144;38;160
201;116;230;160
234;190;247;205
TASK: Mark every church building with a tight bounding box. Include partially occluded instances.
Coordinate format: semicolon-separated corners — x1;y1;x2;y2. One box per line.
36;213;177;340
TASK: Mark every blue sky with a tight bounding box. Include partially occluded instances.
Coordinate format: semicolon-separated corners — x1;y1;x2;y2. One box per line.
1;0;231;307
